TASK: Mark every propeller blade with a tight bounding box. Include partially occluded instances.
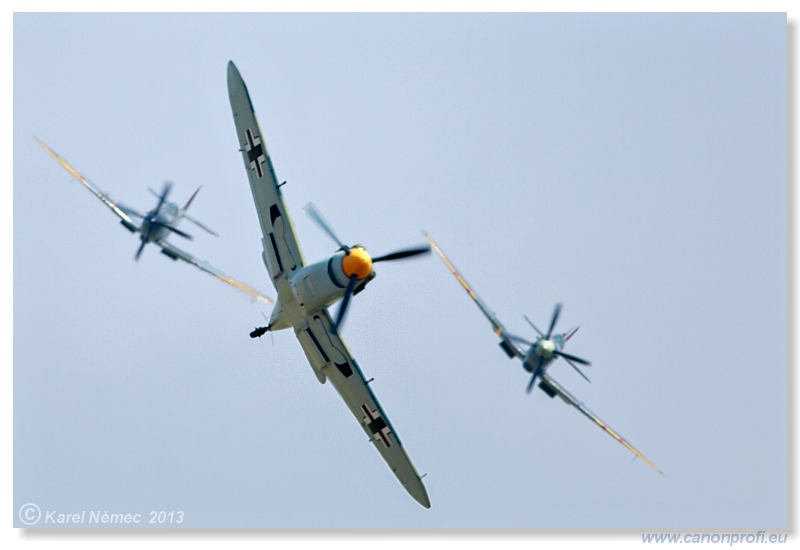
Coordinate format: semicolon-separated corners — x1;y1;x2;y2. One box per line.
183;214;219;237
156;181;173;211
118;204;146;219
334;274;358;330
555;350;591;366
546;302;562;340
371;244;431;263
156;223;193;240
526;373;538;394
506;332;532;347
134;238;147;261
304;202;349;252
560;355;592;383
523;315;545;338
526;356;543;393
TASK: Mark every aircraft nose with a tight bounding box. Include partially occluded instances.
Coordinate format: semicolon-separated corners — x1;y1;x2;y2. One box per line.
342;248;373;279
536;339;556;358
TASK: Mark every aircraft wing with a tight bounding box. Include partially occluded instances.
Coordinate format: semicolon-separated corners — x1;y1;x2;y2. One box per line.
38;138;272;304
539;372;662;473
425;232;525;358
294;310;431;508
158;240;274;304
36;138;141;229
227;61;305;287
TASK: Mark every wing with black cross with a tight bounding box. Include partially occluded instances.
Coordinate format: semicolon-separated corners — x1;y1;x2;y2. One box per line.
425;232;525;359
227;61;305;287
539;372;662;473
294;310;431;508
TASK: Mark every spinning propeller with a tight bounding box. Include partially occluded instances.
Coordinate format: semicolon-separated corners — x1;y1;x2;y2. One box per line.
304;202;431;330
524;302;591;393
135;182;193;260
148;186;219;237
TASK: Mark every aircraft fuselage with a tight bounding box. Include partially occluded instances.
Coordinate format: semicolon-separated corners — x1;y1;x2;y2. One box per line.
522;334;566;374
266;251;373;332
140;203;181;243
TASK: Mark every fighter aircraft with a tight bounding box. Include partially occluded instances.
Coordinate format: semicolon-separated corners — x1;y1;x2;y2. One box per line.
36;138;272;304
227;61;432;508
425;232;662;473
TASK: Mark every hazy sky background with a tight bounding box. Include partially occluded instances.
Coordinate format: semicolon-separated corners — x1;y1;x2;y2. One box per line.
12;11;788;530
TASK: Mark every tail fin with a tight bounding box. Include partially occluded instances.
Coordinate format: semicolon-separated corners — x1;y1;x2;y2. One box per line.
182;186;202;211
565;326;580;342
183;214;219;237
179;187;219;236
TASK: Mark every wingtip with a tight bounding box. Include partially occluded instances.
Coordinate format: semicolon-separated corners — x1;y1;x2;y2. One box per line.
226;60;242;84
636;453;663;475
410;485;431;509
34;137;52;154
402;473;431;509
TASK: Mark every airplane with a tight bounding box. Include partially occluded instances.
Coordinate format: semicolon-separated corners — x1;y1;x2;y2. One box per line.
36;138;273;304
424;232;662;474
227;61;432;508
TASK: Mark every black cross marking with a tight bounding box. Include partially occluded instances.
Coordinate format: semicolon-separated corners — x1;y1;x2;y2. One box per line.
245;128;266;178
361;404;392;448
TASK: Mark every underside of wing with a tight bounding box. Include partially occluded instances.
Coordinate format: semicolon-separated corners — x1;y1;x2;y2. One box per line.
425;232;524;358
539;373;662;473
158;240;274;304
227;61;304;285
293;310;431;508
36;138;139;230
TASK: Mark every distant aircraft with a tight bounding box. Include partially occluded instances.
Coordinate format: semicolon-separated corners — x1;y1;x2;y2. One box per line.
37;138;272;304
227;61;432;507
425;232;662;473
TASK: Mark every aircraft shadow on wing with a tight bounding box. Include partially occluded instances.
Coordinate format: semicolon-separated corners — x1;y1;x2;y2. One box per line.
424;232;662;474
36;138;273;304
227;61;432;508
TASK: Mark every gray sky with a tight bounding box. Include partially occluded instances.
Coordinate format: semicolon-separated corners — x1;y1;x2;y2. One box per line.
12;10;789;531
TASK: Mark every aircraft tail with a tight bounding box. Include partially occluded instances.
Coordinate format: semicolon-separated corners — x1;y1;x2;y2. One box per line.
182;186;202;211
180;187;219;237
565;326;580;342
